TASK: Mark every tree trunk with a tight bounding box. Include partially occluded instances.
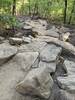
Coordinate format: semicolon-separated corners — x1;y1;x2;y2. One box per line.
64;0;67;24
28;0;31;15
12;0;16;16
68;0;75;24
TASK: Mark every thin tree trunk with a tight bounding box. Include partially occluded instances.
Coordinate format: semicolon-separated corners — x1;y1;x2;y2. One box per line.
64;0;67;24
68;0;75;24
33;1;38;16
12;0;16;16
28;0;31;15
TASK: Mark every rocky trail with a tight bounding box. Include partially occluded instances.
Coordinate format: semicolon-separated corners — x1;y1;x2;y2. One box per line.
0;17;75;100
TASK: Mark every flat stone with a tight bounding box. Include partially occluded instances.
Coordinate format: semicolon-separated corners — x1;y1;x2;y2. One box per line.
40;44;62;62
38;19;48;27
32;28;46;35
57;75;75;93
16;66;53;99
9;37;23;45
23;25;32;30
64;60;75;75
22;37;31;43
14;52;39;71
14;32;23;38
25;20;47;30
18;41;47;52
39;61;56;73
0;43;17;65
45;30;59;38
0;36;5;41
0;52;39;100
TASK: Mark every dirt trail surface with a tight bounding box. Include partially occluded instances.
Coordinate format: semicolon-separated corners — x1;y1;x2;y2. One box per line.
0;18;75;100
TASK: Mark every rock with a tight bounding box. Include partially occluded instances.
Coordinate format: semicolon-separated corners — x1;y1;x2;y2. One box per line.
18;41;47;52
59;32;70;41
23;25;33;37
22;36;31;43
16;66;53;99
38;19;48;27
32;28;46;36
36;35;75;56
0;43;17;65
23;25;32;30
59;26;70;33
32;28;59;38
14;32;23;38
63;60;75;75
32;57;39;68
0;51;39;100
57;75;75;93
39;61;56;73
45;30;59;38
40;44;62;62
9;37;23;45
0;36;5;42
14;52;39;71
25;20;47;30
54;90;75;100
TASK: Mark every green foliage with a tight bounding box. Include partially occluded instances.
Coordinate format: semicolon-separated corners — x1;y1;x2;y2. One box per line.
0;0;75;24
0;15;20;29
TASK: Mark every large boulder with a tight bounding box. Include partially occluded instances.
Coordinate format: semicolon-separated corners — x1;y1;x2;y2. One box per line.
0;43;17;65
0;52;39;100
40;44;62;62
16;66;53;99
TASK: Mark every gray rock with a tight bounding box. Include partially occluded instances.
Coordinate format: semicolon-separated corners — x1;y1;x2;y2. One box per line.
18;41;47;52
14;32;23;38
45;30;59;38
9;37;23;45
0;43;17;65
32;28;59;38
38;19;48;27
57;75;75;93
64;60;75;75
25;20;47;30
22;36;31;43
54;90;75;100
32;57;39;68
0;36;5;41
23;25;32;30
32;28;46;36
16;66;53;99
39;61;56;73
40;44;62;62
14;52;39;71
0;51;39;100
